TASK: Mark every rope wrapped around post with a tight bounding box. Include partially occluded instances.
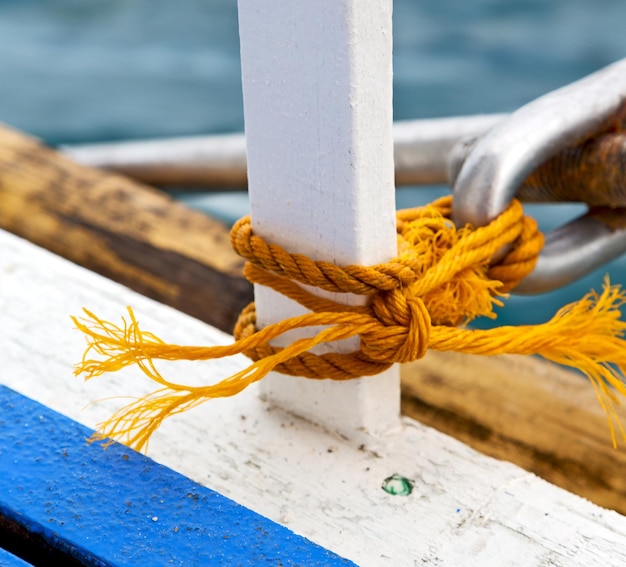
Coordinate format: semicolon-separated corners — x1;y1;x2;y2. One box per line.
73;196;626;452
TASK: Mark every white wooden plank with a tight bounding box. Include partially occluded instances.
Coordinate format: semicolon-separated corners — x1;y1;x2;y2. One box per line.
2;229;625;567
237;0;400;440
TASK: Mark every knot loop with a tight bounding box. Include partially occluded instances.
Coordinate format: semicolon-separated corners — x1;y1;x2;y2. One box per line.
362;289;431;364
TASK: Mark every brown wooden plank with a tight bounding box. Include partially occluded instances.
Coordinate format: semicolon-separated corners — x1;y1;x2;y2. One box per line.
0;123;252;333
401;352;626;515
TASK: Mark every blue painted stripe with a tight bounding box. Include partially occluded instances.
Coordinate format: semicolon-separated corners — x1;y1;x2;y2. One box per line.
0;547;34;567
0;385;355;567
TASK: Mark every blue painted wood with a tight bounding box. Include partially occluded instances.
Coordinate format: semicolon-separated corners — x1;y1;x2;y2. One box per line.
0;385;356;567
0;547;34;567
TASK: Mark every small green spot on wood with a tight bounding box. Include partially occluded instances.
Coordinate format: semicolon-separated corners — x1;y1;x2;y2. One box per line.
381;474;413;496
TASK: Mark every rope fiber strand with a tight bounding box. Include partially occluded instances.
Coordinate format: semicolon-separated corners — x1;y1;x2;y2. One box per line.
73;196;626;452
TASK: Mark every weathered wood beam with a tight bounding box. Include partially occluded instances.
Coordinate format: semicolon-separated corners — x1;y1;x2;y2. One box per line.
401;352;626;516
0;123;252;333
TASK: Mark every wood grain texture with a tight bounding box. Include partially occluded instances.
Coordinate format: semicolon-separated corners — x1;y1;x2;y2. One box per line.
2;229;625;567
400;352;626;516
0;123;252;333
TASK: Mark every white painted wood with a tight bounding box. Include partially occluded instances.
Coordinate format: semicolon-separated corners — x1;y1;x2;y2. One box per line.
237;0;400;440
2;230;626;567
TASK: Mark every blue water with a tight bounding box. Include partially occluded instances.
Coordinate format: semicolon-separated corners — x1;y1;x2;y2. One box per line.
1;0;625;325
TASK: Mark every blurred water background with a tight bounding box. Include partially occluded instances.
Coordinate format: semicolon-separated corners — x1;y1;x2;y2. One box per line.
1;0;625;326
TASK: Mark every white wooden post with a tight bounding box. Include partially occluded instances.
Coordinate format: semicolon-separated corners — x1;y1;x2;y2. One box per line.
237;1;400;440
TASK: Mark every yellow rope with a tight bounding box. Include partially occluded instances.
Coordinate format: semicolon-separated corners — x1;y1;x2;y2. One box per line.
73;196;626;452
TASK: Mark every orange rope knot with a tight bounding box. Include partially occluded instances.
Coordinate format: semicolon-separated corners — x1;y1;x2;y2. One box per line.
73;195;626;451
231;196;541;375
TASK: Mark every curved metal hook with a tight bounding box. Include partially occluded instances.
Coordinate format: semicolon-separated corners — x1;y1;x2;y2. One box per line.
514;210;626;293
452;58;626;294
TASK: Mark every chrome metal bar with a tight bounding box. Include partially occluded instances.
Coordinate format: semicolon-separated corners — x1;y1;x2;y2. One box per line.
61;114;505;189
61;132;248;189
393;114;504;185
514;210;626;293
